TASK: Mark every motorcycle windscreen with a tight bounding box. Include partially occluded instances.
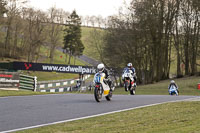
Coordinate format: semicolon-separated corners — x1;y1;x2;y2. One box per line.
94;73;101;83
169;85;176;92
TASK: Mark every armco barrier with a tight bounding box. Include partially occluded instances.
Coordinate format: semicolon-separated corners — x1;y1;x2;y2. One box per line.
19;74;37;91
37;75;91;92
40;87;72;93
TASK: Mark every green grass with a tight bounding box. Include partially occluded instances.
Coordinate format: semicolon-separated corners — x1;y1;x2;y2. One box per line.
81;27;103;61
23;71;79;81
16;101;200;133
0;90;51;97
22;47;86;81
114;76;200;96
0;89;78;97
42;47;85;65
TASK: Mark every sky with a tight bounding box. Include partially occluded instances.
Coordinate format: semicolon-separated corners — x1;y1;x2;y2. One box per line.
27;0;131;18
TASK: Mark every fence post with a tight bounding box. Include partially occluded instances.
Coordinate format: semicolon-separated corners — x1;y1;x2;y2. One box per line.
34;76;37;92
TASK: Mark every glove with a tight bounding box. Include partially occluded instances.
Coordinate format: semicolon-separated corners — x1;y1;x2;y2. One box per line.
104;78;109;82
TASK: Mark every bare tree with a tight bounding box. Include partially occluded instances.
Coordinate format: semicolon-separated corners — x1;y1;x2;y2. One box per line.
47;7;64;63
84;15;90;27
89;15;96;27
96;15;103;28
88;29;105;62
4;0;26;57
180;0;200;75
23;8;47;62
103;0;200;83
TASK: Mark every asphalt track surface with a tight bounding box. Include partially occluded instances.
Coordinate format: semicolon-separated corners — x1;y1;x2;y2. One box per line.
0;94;198;133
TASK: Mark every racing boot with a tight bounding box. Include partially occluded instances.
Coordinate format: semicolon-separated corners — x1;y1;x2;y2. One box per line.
109;83;115;91
134;83;137;87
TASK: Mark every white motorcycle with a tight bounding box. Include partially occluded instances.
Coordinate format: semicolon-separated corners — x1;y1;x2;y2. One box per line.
122;69;136;95
93;72;112;102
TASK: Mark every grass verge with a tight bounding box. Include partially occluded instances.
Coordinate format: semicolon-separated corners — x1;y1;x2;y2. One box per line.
24;71;79;81
1;76;199;97
114;76;200;96
16;101;200;133
0;90;51;97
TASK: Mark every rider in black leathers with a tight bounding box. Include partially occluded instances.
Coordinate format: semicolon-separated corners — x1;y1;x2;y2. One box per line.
97;63;114;91
122;63;137;87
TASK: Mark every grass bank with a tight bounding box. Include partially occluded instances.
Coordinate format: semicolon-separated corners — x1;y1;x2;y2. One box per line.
26;47;85;81
16;101;200;133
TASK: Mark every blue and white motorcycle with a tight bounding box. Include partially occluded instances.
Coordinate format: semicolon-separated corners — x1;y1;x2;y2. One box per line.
93;72;112;102
122;69;136;95
168;85;179;96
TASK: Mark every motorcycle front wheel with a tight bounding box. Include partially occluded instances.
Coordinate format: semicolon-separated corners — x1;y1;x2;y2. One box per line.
124;81;129;91
130;87;136;95
94;87;102;102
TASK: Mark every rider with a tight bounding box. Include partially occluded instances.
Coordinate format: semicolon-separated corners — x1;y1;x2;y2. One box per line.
168;80;179;93
122;63;137;87
97;63;114;91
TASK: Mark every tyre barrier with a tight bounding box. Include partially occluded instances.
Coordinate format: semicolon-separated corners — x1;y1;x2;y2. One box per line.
19;74;37;91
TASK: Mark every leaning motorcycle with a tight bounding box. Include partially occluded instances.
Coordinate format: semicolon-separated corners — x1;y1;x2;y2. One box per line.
93;72;112;102
122;69;136;95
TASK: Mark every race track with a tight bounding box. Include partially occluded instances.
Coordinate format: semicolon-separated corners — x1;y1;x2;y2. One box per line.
0;94;197;133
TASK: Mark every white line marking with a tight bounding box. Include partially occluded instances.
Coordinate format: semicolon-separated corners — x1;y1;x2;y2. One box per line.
0;97;197;133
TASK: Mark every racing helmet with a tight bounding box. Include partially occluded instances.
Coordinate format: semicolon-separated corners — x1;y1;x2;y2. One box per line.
127;63;132;68
171;80;175;84
97;63;105;72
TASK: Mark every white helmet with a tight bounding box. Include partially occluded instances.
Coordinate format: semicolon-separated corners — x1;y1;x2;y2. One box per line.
97;63;105;72
171;80;175;83
127;63;132;68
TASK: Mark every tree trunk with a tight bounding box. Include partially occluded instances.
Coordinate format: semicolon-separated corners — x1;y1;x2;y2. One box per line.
50;45;55;63
74;56;76;65
13;25;18;58
68;52;72;64
65;53;68;63
5;19;12;57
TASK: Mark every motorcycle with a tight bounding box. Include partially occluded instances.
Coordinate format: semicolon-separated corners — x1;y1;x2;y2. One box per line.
93;72;112;102
122;69;136;95
169;85;179;96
